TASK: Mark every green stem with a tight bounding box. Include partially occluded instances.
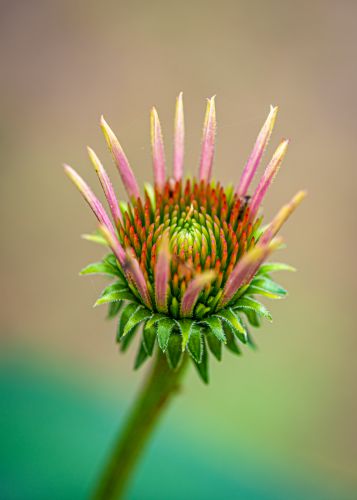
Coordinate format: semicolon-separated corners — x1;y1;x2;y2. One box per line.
93;350;189;500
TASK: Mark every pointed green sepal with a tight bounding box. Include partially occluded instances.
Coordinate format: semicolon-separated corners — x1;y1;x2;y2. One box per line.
249;277;287;299
244;309;261;327
176;319;194;350
81;231;107;245
80;262;118;277
200;316;226;343
234;296;272;321
103;254;125;281
95;283;136;306
117;302;139;340
206;328;222;360
257;262;296;275
166;334;183;369
157;318;176;352
123;307;152;337
107;301;122;319
193;336;209;384
188;325;203;363
119;326;138;352
143;322;157;355
223;323;242;355
215;308;247;343
145;313;167;329
246;330;258;350
134;340;149;369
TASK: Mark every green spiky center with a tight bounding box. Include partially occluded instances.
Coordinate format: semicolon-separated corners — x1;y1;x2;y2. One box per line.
117;178;262;318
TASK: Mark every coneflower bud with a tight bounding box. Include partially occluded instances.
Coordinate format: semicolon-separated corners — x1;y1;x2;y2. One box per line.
65;94;305;383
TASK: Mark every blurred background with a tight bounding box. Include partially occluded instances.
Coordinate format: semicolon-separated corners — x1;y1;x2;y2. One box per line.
1;0;356;498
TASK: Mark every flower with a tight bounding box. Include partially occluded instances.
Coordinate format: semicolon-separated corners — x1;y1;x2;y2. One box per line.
65;93;305;383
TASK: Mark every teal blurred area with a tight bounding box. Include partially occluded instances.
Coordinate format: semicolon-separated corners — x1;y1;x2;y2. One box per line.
1;0;356;498
1;348;354;500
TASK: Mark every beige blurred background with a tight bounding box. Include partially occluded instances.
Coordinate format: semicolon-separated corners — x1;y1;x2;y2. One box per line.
0;0;356;496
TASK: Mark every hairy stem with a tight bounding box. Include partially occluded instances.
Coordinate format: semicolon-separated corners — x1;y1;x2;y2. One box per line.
93;350;189;499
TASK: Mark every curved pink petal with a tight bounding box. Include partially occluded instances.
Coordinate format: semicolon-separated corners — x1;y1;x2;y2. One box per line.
151;107;166;191
154;232;171;312
199;96;216;182
64;164;116;236
235;105;278;197
260;190;307;246
123;250;152;309
100;116;140;200
244;237;283;285
249;139;289;220
173;92;185;181
87;147;122;226
99;224;126;266
220;243;276;308
180;271;216;317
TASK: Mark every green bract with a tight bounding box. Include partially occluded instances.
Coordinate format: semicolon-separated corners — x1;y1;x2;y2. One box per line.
82;251;292;383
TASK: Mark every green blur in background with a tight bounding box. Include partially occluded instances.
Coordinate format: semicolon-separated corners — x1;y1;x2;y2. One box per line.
0;0;356;499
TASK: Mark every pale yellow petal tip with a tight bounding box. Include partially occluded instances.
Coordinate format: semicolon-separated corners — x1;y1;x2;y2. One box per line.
99;114;107;128
197;269;216;285
274;138;289;160
81;233;107;245
100;115;116;141
208;95;216;114
87;146;96;163
268;105;278;129
203;96;216;129
100;115;113;143
150;107;158;141
293;190;308;205
151;106;159;120
175;93;184;119
63;163;80;186
247;244;265;262
269;236;284;251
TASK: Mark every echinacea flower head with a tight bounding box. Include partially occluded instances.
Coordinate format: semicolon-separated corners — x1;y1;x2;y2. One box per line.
65;94;305;383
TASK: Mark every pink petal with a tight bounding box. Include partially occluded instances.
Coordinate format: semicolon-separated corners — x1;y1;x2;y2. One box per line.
64;164;116;236
100;116;140;200
244;237;283;284
99;224;126;266
123;250;152;309
87;147;122;226
150;107;166;191
260;190;307;246
154;232;171;312
173;92;185;182
220;244;274;307
199;96;216;182
249;139;289;220
235;105;278;197
180;271;216;317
